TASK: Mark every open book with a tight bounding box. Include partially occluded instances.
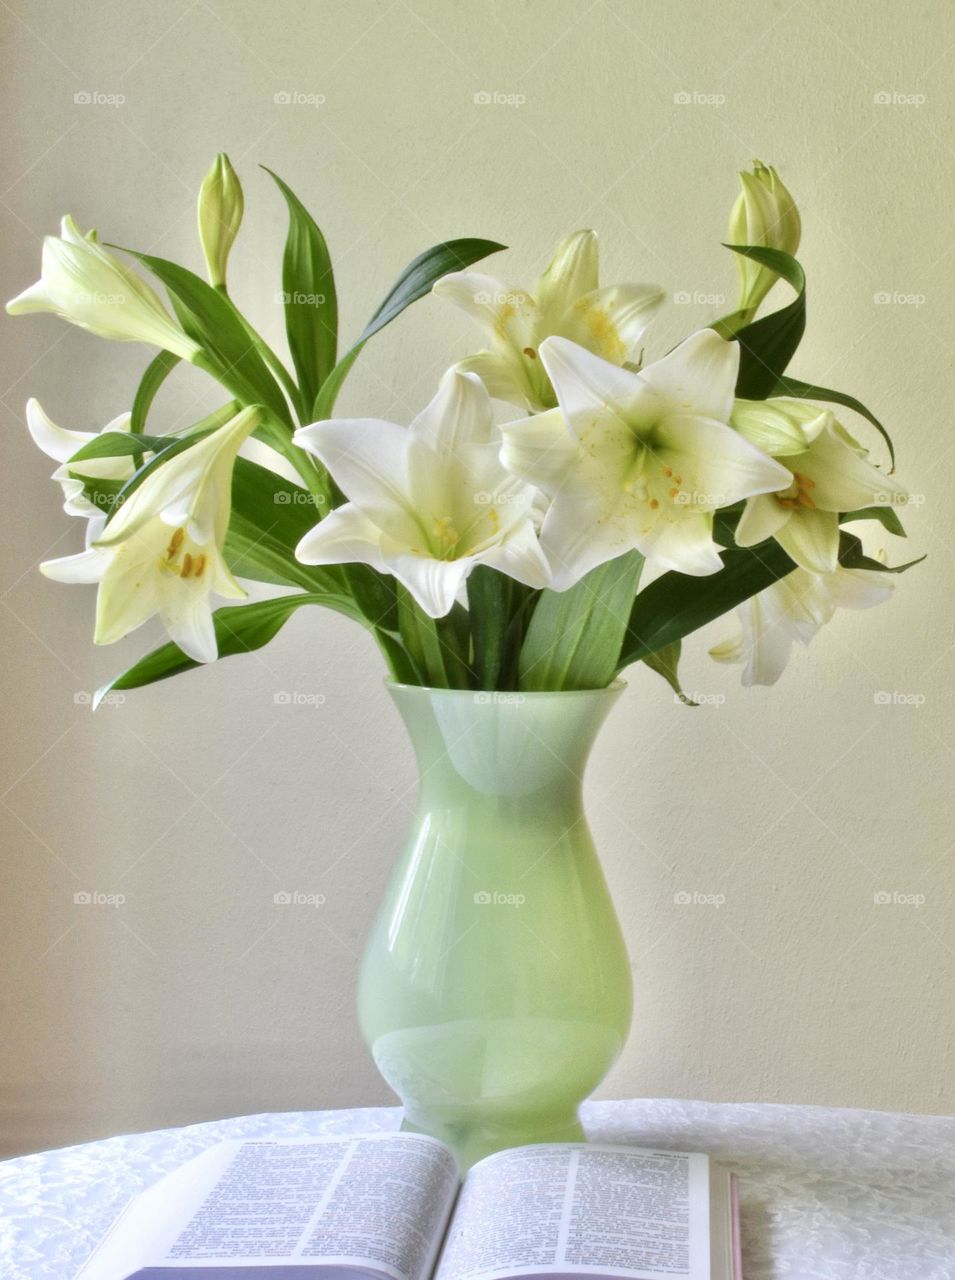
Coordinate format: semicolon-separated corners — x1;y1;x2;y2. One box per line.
76;1133;741;1280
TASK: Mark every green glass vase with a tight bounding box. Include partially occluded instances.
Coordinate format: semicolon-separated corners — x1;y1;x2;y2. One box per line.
357;681;632;1167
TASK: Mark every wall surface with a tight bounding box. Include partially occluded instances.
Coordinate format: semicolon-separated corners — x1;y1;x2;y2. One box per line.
1;0;953;1157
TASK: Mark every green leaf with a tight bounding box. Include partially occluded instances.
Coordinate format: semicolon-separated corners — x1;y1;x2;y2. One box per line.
837;529;924;574
131;350;180;434
225;457;349;592
116;247;292;425
467;566;513;691
642;641;696;705
727;246;806;398
619;540;796;669
313;237;506;419
520;551;644;691
769;377;895;470
841;505;907;537
94;593;342;705
69;431;169;462
263;167;337;412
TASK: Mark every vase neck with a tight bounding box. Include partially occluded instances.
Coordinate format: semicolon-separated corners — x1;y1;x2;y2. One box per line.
388;684;622;802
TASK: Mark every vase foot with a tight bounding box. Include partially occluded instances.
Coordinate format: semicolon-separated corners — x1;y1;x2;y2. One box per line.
399;1110;585;1169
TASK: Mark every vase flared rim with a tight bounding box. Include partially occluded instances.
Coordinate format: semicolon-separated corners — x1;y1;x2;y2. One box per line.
385;678;626;699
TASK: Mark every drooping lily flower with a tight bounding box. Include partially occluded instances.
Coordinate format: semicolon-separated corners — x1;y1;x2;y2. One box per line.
198;153;244;288
40;406;261;663
500;332;791;587
6;216;202;362
731;398;906;572
727;160;801;314
26;399;137;544
710;563;895;686
433;231;664;411
293;369;550;617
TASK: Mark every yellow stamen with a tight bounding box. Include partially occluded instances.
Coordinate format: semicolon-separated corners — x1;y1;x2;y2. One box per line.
180;553;193;578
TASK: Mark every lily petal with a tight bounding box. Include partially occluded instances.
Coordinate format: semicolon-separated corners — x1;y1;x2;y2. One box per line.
559;283;664;364
539;335;649;424
773;507;840;573
295;503;389;572
478;517;552;588
640;329;740;422
535;230;599;329
735;493;789;547
500;408;579;498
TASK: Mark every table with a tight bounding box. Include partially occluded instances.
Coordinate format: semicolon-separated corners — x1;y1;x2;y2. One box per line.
0;1099;952;1279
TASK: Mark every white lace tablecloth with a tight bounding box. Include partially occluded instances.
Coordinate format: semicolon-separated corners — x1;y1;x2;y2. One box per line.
0;1098;952;1280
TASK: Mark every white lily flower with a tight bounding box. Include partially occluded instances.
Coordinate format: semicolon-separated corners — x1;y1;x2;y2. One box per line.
731;398;906;573
728;160;801;313
500;332;791;587
293;369;550;618
710;563;895;686
6;216;202;362
40;406;261;663
26;398;138;544
433;230;664;411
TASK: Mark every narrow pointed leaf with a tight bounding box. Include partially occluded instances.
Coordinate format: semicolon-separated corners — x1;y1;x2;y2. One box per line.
727;246;806;398
642;641;697;705
841;505;906;537
94;593;354;705
131;350;180;434
312;237;506;419
520;551;644;691
618;541;796;669
769;376;895;469
263;167;337;411
115;247;292;425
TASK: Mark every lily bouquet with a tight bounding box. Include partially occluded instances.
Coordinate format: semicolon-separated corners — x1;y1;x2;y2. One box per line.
8;158;918;702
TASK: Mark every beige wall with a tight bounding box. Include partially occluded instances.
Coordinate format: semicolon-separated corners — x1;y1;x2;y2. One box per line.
1;0;953;1157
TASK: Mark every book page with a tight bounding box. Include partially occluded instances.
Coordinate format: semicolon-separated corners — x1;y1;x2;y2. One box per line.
76;1134;459;1280
435;1144;711;1280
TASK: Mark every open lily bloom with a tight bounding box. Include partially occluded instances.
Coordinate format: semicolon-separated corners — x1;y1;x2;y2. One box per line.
710;562;895;686
501;332;791;587
293;369;551;617
27;399;137;544
433;231;664;411
40;406;260;663
6;216;201;362
731;399;906;572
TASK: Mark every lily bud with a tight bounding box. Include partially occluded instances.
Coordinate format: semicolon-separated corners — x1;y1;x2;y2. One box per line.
6;216;202;362
728;160;801;314
197;153;244;288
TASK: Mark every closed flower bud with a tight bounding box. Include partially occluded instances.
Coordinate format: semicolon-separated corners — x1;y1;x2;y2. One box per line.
197;153;244;288
728;160;801;314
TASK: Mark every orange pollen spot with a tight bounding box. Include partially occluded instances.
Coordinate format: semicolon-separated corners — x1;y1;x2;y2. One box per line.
180;553;193;578
669;487;679;498
777;497;799;509
796;490;816;509
523;346;537;359
797;474;816;489
649;498;659;510
674;475;683;485
662;465;673;478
